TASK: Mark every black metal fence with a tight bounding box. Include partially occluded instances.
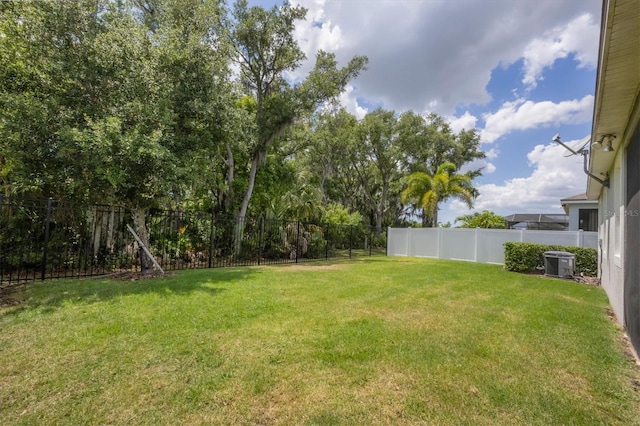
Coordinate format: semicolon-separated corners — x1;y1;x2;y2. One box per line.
0;196;386;285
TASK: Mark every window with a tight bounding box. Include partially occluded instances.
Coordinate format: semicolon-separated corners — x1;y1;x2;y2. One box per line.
578;208;598;231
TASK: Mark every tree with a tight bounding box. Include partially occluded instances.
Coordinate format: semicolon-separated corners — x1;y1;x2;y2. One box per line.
264;171;324;222
301;108;360;205
228;0;367;221
401;162;477;227
350;108;401;236
0;0;233;273
396;112;485;176
455;210;507;229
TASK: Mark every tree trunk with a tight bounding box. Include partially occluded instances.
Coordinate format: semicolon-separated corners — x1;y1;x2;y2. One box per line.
421;211;429;227
238;155;259;222
234;154;260;253
375;210;383;238
376;179;389;237
224;143;234;212
234;126;287;253
132;208;153;275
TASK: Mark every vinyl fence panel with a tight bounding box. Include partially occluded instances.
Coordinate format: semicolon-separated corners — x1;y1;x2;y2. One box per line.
475;229;524;264
387;227;409;256
583;232;598;249
522;230;578;247
408;228;440;258
387;227;597;265
440;229;476;261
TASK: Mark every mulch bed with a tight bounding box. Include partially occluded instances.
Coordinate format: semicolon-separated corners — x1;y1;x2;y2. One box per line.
573;274;600;286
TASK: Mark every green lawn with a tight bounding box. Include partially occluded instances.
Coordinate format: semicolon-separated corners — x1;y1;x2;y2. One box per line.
1;258;639;425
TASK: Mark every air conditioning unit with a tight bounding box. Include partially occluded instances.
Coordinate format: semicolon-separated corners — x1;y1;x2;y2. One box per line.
544;251;575;278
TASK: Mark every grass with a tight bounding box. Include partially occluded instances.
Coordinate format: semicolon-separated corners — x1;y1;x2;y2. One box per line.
1;257;639;425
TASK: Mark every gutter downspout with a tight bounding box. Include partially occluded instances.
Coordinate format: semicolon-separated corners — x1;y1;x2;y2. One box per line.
582;150;609;188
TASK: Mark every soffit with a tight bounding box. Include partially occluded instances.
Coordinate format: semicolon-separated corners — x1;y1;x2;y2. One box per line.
587;0;640;199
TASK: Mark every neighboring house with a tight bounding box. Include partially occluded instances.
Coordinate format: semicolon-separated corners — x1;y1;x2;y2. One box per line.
561;193;598;231
586;0;640;354
503;213;568;231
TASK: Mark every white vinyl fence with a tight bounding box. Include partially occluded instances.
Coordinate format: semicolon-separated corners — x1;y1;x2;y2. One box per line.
387;228;598;265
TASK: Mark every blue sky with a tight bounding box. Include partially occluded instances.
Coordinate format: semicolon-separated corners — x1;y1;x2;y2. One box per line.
248;0;602;225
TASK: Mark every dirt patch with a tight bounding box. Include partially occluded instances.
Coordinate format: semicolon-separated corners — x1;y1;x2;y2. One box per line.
604;308;640;392
271;264;347;272
621;333;640;368
100;271;173;281
528;271;600;286
0;288;24;307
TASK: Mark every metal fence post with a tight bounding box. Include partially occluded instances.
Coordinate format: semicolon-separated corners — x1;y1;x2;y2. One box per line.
208;211;215;269
369;227;373;256
295;220;300;263
349;225;353;258
325;223;329;260
258;218;263;266
41;197;53;281
0;195;3;283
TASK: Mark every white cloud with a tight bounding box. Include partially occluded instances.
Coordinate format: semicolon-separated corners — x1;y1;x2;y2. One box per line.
481;95;593;143
459;158;496;176
292;0;344;56
450;137;589;217
522;13;599;89
448;111;478;134
485;147;499;160
338;84;367;120
287;0;600;115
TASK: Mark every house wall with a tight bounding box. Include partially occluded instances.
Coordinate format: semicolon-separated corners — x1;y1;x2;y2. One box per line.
567;202;597;231
599;150;625;327
624;121;640;354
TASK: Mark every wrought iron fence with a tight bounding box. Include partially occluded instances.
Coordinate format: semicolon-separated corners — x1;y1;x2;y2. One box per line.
0;196;386;285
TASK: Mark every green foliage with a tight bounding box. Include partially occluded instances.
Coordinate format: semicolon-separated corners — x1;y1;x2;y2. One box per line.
503;242;597;276
456;210;507;229
229;0;367;220
323;203;363;226
397;112;485;176
0;0;233;208
401;162;477;227
302;224;326;258
351;108;402;235
0;0;487;235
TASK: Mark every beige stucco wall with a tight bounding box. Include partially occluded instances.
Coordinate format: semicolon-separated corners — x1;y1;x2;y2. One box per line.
598;151;625;325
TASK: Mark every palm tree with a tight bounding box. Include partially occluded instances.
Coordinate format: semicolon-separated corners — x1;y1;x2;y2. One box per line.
401;162;477;227
266;171;325;222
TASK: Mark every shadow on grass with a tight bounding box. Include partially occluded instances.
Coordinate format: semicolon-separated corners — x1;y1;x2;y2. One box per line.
0;267;256;317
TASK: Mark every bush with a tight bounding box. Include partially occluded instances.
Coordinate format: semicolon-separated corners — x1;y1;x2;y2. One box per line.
503;242;597;276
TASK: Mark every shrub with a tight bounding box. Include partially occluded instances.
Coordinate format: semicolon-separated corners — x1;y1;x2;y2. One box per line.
503;242;597;276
